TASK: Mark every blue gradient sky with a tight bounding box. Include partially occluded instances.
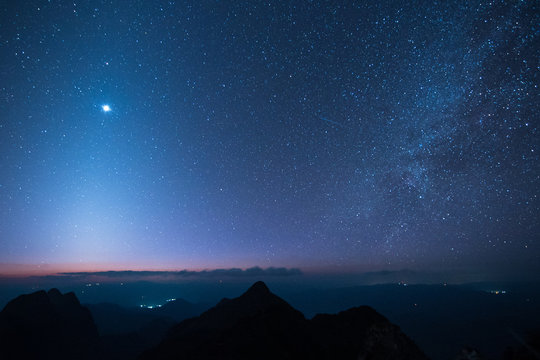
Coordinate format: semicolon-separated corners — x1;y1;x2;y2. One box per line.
0;1;538;278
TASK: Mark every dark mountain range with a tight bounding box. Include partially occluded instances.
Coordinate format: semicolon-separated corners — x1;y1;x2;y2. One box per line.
8;282;537;359
86;298;208;335
87;302;161;336
149;297;209;321
141;281;428;360
311;307;428;359
86;299;208;359
0;288;99;360
282;283;540;359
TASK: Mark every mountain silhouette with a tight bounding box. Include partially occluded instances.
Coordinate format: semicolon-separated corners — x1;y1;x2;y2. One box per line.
0;288;99;360
141;281;428;360
87;299;207;359
0;282;430;359
146;297;209;322
311;306;429;359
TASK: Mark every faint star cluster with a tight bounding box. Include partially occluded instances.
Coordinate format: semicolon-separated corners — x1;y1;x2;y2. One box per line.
0;0;538;277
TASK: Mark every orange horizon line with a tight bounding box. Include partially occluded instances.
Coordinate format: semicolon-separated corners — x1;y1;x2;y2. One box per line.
0;261;403;278
0;267;381;279
0;264;319;277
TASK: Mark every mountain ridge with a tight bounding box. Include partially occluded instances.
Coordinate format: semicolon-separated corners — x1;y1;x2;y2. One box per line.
142;281;428;360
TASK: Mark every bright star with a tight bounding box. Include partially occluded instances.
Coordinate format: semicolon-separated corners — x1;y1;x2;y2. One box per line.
102;105;111;112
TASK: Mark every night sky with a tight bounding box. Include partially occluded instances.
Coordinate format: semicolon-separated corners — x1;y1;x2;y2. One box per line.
0;1;538;278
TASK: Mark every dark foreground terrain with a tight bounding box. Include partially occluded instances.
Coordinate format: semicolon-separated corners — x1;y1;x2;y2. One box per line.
0;281;539;360
0;281;429;360
140;281;427;360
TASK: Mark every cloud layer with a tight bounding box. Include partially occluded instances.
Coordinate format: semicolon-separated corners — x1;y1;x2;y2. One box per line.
60;267;302;279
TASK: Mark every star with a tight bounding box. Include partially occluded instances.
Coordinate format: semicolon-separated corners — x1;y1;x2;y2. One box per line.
102;105;111;112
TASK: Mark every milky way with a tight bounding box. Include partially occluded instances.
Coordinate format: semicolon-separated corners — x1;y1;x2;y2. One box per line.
0;1;538;278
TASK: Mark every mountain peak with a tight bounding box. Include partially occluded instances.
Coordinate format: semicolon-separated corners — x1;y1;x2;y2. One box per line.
244;281;270;296
47;288;62;297
0;288;99;359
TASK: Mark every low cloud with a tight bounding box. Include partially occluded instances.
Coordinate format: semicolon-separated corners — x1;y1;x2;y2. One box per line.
59;266;302;280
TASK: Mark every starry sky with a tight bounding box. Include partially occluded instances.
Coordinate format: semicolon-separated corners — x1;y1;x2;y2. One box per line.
0;0;538;278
